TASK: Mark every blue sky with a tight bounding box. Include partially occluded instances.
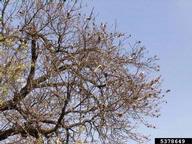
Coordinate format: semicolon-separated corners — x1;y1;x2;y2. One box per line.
88;0;192;143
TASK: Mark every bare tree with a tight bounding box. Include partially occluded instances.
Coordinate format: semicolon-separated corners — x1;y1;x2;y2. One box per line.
0;0;167;143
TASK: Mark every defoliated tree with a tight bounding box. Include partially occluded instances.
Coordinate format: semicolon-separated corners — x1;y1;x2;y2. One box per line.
0;0;167;144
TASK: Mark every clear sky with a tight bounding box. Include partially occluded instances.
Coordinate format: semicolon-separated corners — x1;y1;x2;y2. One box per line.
87;0;192;143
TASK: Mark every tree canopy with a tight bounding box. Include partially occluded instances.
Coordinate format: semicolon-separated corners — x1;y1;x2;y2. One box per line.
0;0;167;143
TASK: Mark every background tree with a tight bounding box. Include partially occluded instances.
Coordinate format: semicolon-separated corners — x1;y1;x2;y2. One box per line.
0;0;167;143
